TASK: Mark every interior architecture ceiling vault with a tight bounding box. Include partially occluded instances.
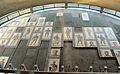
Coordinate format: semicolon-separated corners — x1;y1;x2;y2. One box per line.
0;0;120;17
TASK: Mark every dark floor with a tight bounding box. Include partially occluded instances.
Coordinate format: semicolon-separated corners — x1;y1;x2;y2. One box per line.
1;9;120;72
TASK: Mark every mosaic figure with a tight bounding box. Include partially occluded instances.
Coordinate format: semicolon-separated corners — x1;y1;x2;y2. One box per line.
27;22;36;26
83;27;95;40
0;56;9;68
7;33;21;47
45;28;51;37
94;27;103;33
50;49;60;57
110;41;120;49
51;33;62;47
37;17;46;26
65;28;71;39
2;27;16;38
76;34;83;46
64;27;73;41
0;27;7;33
101;50;113;57
98;35;106;46
28;33;41;46
19;17;29;27
74;33;85;47
48;59;59;72
10;34;19;46
30;34;39;45
45;22;53;26
116;51;120;57
86;41;97;47
22;27;34;39
34;27;43;33
104;27;117;40
42;27;52;40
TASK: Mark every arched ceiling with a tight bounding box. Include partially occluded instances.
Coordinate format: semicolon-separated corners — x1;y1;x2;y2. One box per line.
0;0;120;17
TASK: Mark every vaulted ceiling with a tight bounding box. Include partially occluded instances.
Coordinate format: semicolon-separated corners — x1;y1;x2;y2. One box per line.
0;0;120;17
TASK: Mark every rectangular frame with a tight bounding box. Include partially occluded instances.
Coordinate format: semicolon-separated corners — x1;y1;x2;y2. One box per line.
96;34;110;48
51;33;63;47
2;27;16;39
36;17;46;26
83;27;95;40
0;56;9;68
42;27;52;40
104;27;117;40
50;49;60;57
18;17;29;27
6;33;22;48
63;27;73;41
113;50;120;65
73;33;85;47
27;33;41;46
99;49;113;58
47;58;60;72
21;27;34;39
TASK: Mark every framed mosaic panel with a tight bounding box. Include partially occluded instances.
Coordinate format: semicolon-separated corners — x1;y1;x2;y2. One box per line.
64;27;73;41
100;49;113;57
83;27;95;40
27;33;41;46
48;58;60;72
51;33;63;47
104;27;117;40
109;41;120;49
8;22;19;27
50;49;60;57
21;27;34;39
0;27;8;33
18;17;29;27
94;27;104;33
42;27;52;40
2;27;16;39
36;17;46;26
34;27;43;33
96;34;109;48
0;56;9;68
113;50;120;65
45;22;54;27
86;41;97;47
27;22;36;26
0;39;8;46
6;33;21;48
73;33;85;47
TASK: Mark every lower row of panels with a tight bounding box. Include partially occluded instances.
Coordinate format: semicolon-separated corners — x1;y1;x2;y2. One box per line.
0;49;120;72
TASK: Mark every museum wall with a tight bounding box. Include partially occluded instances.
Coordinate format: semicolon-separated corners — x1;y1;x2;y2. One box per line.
0;0;120;17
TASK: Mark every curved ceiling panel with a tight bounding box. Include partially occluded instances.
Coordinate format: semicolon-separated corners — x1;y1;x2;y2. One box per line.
0;0;120;17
